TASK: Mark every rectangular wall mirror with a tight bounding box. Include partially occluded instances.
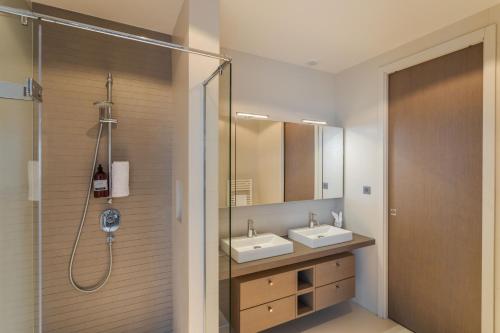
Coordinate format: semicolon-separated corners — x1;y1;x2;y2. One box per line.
233;118;284;206
226;117;343;207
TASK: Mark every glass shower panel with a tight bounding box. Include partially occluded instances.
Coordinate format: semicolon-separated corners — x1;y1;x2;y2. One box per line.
219;63;233;333
0;4;40;333
204;62;233;333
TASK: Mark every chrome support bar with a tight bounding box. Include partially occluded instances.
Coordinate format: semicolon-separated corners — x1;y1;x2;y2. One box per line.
105;73;113;204
202;61;231;86
0;5;232;63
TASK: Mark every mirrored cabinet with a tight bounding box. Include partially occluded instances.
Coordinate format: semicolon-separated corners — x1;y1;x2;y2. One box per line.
224;117;343;207
284;123;343;202
321;126;344;199
234;118;284;206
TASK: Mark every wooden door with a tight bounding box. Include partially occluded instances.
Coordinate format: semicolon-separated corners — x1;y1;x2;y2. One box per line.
388;44;483;333
284;123;315;201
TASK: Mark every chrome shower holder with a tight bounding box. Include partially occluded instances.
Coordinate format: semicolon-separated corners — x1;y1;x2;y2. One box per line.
69;74;119;293
99;118;118;124
94;100;118;124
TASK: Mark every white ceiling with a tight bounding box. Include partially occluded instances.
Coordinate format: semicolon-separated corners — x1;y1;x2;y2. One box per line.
221;0;500;73
34;0;500;73
34;0;183;34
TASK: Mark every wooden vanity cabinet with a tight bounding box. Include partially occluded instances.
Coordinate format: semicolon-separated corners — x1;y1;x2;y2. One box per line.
239;270;296;310
231;252;355;333
315;277;355;311
239;296;296;333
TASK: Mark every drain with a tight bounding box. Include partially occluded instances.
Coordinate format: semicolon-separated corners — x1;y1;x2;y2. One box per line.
253;245;262;249
317;235;324;239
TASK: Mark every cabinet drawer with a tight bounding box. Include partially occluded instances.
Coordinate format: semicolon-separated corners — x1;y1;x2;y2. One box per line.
239;295;296;333
240;271;296;310
315;277;355;311
315;254;354;287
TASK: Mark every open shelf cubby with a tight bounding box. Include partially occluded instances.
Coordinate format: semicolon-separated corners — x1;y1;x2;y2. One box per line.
297;267;314;292
297;292;314;317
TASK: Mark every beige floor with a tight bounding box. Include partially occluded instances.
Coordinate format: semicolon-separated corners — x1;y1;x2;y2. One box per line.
262;302;412;333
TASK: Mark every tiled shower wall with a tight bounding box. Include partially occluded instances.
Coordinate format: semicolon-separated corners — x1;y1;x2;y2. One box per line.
38;8;173;333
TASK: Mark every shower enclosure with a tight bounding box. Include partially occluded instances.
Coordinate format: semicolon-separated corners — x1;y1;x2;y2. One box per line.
0;3;41;331
0;1;233;332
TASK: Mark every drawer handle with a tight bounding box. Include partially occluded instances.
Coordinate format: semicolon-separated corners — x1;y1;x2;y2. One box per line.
268;279;274;286
336;284;340;289
336;262;340;267
268;306;273;313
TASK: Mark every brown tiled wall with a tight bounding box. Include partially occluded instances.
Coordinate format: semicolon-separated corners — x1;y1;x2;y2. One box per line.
39;14;173;333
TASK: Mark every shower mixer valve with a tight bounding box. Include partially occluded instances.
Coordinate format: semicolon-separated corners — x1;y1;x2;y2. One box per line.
100;208;121;234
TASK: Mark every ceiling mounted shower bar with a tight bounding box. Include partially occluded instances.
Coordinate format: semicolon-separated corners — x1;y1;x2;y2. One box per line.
0;5;232;62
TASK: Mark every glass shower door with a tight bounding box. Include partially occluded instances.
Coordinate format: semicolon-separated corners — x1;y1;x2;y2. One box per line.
0;4;41;332
203;61;233;333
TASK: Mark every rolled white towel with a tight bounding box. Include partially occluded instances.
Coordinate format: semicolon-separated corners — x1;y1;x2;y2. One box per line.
112;161;129;198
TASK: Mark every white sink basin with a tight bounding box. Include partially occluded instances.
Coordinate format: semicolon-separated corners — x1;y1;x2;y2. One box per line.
288;225;353;248
221;233;294;263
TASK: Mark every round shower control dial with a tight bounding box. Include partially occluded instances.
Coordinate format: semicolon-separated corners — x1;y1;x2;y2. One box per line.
100;208;121;233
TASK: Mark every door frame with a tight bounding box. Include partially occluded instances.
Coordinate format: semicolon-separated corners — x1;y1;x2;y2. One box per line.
378;25;496;333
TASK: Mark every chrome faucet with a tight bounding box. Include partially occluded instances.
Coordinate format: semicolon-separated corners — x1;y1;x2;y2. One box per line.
247;219;257;238
309;213;319;228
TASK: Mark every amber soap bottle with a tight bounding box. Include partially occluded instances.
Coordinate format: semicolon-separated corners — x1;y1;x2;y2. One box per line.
93;164;109;198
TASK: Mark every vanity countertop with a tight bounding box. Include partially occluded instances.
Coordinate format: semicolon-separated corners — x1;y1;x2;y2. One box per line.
219;233;375;280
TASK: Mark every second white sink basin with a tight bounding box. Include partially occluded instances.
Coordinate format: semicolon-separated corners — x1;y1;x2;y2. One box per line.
221;233;293;263
288;225;353;248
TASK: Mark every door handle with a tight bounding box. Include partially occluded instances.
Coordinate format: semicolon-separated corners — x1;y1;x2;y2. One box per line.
390;209;397;216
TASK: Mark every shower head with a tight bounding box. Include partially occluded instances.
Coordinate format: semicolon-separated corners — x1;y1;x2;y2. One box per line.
93;73;115;122
93;74;114;108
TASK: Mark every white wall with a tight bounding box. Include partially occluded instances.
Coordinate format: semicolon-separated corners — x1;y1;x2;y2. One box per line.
333;4;500;325
172;0;220;332
225;49;341;124
171;3;189;332
222;49;343;237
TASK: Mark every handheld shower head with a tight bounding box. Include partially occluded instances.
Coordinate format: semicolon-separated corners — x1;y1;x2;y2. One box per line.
93;73;116;123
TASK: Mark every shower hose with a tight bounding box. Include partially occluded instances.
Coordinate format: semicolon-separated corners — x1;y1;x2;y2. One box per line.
69;122;113;293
